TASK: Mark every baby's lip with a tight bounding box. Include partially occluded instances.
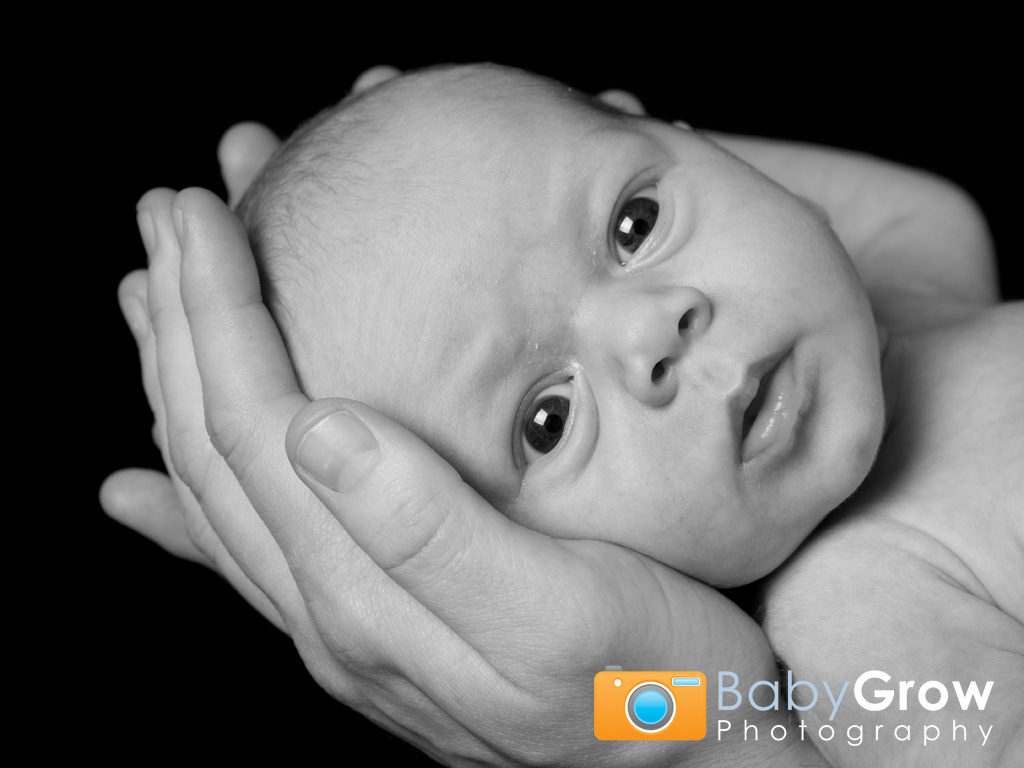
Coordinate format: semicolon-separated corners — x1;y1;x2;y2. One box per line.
741;348;805;466
730;349;789;456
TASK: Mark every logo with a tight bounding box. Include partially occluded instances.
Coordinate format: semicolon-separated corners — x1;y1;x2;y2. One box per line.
594;667;706;740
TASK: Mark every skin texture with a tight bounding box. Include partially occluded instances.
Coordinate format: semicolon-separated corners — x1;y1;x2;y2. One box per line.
264;67;886;586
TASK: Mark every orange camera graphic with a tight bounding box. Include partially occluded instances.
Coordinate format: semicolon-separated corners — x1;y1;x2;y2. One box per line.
594;669;706;740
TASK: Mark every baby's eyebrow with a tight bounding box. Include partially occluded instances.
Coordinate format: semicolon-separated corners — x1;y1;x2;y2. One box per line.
563;165;595;238
552;123;638;249
561;121;665;257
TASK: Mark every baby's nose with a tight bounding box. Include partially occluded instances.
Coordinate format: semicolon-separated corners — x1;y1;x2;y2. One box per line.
602;285;711;408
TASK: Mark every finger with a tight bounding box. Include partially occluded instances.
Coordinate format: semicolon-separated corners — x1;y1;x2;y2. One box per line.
142;188;212;483
128;197;293;632
140;190;238;562
352;65;401;93
287;399;613;668
174;187;346;574
117;269;149;341
217;122;281;208
596;88;647;116
142;189;298;627
119;258;222;567
100;469;210;565
117;257;212;564
118;268;164;434
99;469;287;632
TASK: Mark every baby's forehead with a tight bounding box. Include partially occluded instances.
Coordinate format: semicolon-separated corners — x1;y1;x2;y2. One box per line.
381;65;603;131
363;66;617;188
331;69;630;268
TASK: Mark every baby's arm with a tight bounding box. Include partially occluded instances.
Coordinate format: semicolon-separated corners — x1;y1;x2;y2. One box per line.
708;133;999;329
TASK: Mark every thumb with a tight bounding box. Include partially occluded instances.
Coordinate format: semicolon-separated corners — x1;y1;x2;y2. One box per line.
285;398;583;653
286;398;504;576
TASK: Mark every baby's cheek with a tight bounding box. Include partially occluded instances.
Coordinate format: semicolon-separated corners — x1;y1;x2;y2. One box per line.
818;360;886;502
506;472;597;541
510;465;669;556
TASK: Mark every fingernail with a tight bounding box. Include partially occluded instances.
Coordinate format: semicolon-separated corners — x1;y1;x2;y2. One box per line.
296;411;379;492
136;210;155;255
118;291;148;339
172;206;184;246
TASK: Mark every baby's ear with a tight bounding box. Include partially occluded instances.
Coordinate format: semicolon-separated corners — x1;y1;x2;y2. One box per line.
596;89;647;116
352;65;401;94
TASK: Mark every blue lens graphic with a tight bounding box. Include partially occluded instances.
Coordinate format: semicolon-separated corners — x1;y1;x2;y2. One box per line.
633;690;668;724
625;682;675;731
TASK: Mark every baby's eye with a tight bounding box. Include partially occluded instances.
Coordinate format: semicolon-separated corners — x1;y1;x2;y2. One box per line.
521;381;573;464
614;191;659;262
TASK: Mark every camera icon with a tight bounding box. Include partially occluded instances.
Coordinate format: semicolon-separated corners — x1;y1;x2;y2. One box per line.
594;668;706;740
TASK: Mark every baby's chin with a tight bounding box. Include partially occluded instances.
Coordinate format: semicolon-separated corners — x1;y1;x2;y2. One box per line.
682;540;809;589
701;377;888;586
667;484;858;588
650;427;884;589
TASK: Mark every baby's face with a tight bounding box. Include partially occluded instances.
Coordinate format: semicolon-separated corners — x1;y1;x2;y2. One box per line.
314;74;885;586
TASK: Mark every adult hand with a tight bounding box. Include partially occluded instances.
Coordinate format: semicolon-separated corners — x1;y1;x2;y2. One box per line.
102;153;288;630
101;66;411;623
101;119;282;555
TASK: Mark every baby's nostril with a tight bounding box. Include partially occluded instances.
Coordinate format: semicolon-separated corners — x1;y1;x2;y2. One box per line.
678;310;692;332
651;360;667;382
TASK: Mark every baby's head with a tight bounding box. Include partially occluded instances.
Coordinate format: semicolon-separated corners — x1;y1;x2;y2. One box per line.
239;64;885;586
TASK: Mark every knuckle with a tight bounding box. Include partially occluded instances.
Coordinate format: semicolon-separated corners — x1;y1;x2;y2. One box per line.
167;424;217;494
151;419;164;451
182;509;221;562
147;299;177;336
204;400;248;459
373;484;457;575
203;400;262;477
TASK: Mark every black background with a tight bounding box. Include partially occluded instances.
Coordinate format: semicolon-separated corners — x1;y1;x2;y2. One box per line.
64;28;1019;763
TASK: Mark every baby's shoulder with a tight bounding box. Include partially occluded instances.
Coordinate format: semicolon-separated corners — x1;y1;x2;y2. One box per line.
871;301;1024;613
763;518;1024;767
907;300;1023;394
765;516;1022;653
766;513;1007;646
953;299;1023;356
760;304;1024;766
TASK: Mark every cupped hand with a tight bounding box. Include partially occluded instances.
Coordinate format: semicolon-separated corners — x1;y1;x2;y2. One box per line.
101;115;284;571
100;67;404;563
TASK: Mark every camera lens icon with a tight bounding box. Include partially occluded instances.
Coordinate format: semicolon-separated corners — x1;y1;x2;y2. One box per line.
595;671;705;740
625;682;675;732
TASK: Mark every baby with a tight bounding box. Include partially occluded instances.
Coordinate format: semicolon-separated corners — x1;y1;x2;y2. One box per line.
237;64;1022;765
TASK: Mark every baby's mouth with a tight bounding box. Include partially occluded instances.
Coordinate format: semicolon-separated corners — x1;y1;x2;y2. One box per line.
738;350;797;464
741;372;771;442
